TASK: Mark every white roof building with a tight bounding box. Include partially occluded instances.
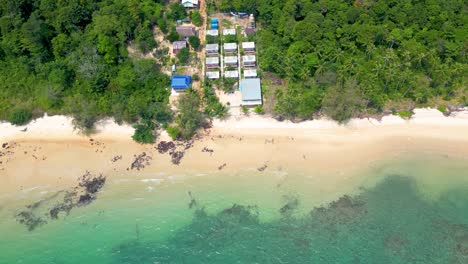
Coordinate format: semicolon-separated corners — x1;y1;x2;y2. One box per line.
243;55;256;63
224;71;239;78
206;57;219;65
206;29;219;36
181;0;199;8
223;28;236;35
206;44;219;53
224;43;237;51
240;78;262;106
206;71;220;79
224;56;238;64
244;69;257;78
242;42;255;50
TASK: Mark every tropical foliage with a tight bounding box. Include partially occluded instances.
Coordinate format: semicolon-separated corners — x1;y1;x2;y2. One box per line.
215;0;467;120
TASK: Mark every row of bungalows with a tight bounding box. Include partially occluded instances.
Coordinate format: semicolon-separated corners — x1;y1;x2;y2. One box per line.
206;56;240;68
205;71;240;79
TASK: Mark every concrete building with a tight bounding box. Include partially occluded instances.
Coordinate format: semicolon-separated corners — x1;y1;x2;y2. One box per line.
224;56;238;67
206;57;220;69
242;55;256;67
224;43;237;54
242;42;255;53
240;78;262;106
206;44;219;55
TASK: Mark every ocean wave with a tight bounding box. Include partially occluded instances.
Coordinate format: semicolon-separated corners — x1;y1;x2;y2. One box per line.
141;179;163;184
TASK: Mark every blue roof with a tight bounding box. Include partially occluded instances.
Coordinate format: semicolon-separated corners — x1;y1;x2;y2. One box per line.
171;75;191;89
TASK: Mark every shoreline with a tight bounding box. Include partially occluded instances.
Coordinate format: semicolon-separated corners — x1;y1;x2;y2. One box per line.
1;108;468;197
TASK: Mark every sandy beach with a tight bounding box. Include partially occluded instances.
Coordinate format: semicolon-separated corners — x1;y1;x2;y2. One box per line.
1;108;468;197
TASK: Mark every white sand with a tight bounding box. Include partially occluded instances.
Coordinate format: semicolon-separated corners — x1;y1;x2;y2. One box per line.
0;114;134;141
2;108;467;142
0;108;467;196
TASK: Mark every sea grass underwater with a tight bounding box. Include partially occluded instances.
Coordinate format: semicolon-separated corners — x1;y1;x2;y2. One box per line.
0;155;467;264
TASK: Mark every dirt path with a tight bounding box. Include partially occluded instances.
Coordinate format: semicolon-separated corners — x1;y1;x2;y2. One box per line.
198;0;207;84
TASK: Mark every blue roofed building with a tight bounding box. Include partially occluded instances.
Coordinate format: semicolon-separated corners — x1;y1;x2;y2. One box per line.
171;75;191;90
239;78;262;106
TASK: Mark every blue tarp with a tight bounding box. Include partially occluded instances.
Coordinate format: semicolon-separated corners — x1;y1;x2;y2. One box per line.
171;75;191;89
211;18;218;29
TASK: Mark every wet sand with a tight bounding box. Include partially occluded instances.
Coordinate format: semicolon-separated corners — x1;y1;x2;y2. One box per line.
1;109;467;199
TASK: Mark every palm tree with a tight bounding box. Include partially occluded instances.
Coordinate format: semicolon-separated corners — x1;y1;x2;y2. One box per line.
365;43;376;60
332;48;345;63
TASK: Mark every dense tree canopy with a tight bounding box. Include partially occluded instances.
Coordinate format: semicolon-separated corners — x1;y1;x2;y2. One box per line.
0;0;171;131
216;0;468;120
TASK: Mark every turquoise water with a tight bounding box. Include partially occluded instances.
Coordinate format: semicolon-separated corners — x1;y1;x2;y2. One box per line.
1;154;468;263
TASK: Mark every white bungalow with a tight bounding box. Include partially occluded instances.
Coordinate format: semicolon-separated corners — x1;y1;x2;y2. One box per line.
206;29;219;36
244;69;257;78
242;55;256;67
223;28;236;36
224;56;238;67
206;57;219;69
223;43;237;54
224;71;239;78
206;71;220;79
206;44;219;55
242;42;255;53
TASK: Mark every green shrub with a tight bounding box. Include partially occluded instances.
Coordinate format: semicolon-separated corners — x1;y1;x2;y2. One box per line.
397;110;413;119
241;106;249;115
437;105;447;113
157;18;168;33
188;36;200;50
190;11;202;27
177;48;190;63
254;105;264;115
167;29;180;42
9;109;33;125
224;34;237;43
132;122;156;144
166;125;180;140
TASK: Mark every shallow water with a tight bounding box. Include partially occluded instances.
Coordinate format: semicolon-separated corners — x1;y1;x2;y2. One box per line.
1;153;467;264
